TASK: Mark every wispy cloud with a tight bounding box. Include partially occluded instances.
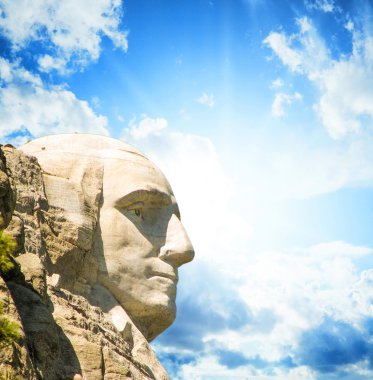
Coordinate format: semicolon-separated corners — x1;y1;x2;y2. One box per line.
264;32;304;72
270;78;284;89
264;16;373;139
304;0;339;13
196;92;215;108
271;92;302;117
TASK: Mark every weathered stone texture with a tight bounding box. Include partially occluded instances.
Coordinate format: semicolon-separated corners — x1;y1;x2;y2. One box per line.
0;145;169;380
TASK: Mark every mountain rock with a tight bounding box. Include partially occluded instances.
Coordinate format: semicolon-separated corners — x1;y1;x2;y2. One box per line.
0;135;194;380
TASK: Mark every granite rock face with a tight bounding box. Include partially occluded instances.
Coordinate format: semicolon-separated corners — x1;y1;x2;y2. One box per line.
0;135;194;380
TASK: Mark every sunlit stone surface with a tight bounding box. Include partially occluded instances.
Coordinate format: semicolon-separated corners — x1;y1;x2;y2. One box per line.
0;134;194;379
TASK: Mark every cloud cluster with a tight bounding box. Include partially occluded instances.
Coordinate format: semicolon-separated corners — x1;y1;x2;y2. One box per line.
0;0;126;144
264;16;373;138
0;0;127;73
158;242;373;379
123;116;373;379
0;58;109;144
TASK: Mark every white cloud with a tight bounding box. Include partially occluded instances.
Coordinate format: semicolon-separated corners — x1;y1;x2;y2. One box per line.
264;17;329;79
298;16;312;33
264;17;373;139
0;59;109;142
38;54;68;73
178;357;317;380
91;96;101;110
154;236;373;378
271;92;302;117
189;241;373;375
305;0;338;13
0;57;42;87
176;356;257;380
308;240;373;259
0;57;13;82
263;33;303;72
238;133;373;201
174;246;373;376
270;78;284;89
345;20;354;32
235;242;373;360
351;269;373;317
196;92;215;108
316;56;373;138
0;0;127;73
126;115;168;140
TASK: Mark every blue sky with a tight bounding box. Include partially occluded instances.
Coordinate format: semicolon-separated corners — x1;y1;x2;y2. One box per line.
1;0;373;378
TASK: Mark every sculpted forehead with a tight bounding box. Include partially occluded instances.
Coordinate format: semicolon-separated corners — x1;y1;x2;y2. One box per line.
20;133;173;203
20;133;150;173
102;157;174;205
20;133;145;161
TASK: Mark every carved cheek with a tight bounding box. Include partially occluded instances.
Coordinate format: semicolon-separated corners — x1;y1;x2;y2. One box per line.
101;208;134;241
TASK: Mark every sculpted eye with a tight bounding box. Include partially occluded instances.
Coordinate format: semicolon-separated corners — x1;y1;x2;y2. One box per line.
129;207;144;220
123;201;144;220
134;208;142;218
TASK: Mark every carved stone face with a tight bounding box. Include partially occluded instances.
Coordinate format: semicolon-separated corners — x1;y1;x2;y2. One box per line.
20;134;194;341
98;154;194;340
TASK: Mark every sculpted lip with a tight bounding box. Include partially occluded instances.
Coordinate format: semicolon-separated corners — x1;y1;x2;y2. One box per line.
150;271;179;282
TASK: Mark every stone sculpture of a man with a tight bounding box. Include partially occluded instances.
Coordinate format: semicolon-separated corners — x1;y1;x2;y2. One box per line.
0;134;194;380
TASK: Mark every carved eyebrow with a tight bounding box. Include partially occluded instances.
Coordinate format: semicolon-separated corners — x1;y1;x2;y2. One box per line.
115;189;172;208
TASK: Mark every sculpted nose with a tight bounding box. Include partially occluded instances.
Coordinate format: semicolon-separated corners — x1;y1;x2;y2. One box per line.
158;214;195;267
